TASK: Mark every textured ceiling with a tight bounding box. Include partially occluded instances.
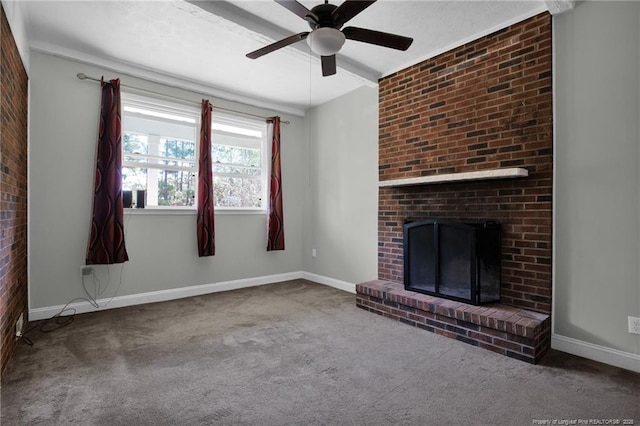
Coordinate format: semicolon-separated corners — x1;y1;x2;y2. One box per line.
25;0;549;115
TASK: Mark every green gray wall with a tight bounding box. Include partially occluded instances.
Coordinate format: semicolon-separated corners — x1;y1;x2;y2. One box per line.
303;86;378;285
28;52;306;309
554;1;640;364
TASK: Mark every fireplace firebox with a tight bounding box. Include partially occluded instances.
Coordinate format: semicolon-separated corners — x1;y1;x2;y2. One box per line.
403;219;501;305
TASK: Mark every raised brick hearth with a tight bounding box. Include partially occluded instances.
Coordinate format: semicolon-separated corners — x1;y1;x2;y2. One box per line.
361;13;553;363
356;280;550;363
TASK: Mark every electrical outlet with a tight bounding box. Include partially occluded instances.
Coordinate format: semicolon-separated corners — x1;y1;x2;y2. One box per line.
81;266;93;277
15;313;24;338
628;316;640;335
312;249;317;258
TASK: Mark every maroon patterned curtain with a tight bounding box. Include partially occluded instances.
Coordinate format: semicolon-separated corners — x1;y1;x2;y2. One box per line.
197;100;215;257
86;78;129;265
267;116;285;251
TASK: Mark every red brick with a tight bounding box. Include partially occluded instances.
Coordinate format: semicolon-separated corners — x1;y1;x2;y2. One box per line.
356;281;549;363
379;14;552;318
1;5;29;378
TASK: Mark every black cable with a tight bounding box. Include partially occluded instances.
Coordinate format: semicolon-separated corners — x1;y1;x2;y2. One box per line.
18;296;97;346
19;335;33;346
20;226;129;346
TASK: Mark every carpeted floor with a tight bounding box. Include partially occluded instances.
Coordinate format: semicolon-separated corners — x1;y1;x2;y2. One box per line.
2;280;639;425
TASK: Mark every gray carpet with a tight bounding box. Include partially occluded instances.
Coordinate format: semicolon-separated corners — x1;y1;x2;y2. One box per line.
2;280;639;425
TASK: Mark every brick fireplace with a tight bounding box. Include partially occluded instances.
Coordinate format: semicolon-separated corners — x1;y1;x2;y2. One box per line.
356;13;553;363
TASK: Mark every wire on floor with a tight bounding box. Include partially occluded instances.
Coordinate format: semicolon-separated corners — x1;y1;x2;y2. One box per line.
20;213;130;346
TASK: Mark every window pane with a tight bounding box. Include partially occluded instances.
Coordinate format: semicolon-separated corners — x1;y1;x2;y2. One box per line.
160;138;196;161
212;122;262;138
124;105;196;124
122;167;196;207
156;169;196;207
212;145;261;168
213;176;262;208
122;166;148;191
124;133;148;155
210;116;265;209
214;165;261;176
122;93;200;209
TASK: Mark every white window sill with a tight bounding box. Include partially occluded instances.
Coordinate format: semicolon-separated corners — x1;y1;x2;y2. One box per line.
124;208;266;216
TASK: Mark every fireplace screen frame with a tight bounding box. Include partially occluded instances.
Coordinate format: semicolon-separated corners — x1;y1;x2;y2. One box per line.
403;219;501;305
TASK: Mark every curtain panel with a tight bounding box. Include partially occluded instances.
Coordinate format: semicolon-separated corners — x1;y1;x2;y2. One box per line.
86;78;129;265
267;116;285;251
197;100;215;257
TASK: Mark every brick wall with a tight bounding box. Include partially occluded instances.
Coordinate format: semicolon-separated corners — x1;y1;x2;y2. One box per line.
378;13;552;314
1;6;29;377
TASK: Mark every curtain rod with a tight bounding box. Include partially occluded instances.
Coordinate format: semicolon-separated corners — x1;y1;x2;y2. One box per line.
76;73;290;125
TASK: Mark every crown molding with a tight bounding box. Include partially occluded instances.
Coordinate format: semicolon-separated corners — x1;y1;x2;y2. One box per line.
31;40;307;117
546;0;576;16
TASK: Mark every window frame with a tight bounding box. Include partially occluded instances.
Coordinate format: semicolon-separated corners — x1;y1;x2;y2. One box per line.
211;111;268;212
121;92;201;210
120;92;268;213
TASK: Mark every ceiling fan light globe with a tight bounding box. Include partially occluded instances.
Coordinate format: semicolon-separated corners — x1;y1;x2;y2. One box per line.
307;27;345;56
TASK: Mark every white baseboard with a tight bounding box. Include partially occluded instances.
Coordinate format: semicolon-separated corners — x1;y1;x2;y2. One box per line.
29;271;303;321
300;272;356;294
29;271;357;321
551;333;640;373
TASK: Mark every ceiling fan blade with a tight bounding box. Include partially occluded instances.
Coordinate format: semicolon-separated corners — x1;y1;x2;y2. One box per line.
342;26;413;51
246;32;310;59
332;0;376;28
274;0;319;23
321;55;337;76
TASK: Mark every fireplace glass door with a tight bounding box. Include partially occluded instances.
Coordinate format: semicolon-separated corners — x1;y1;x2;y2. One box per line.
438;222;475;301
406;224;436;294
403;219;500;305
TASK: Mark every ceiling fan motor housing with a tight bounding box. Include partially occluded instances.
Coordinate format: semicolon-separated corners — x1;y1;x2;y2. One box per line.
308;3;341;29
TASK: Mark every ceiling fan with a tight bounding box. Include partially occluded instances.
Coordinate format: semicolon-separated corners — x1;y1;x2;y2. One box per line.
246;0;413;77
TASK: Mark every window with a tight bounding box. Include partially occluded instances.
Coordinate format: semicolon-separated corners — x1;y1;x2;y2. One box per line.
211;112;267;210
122;93;200;208
121;93;267;211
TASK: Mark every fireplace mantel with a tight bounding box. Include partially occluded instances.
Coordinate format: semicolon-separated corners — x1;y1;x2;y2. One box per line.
379;168;529;188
